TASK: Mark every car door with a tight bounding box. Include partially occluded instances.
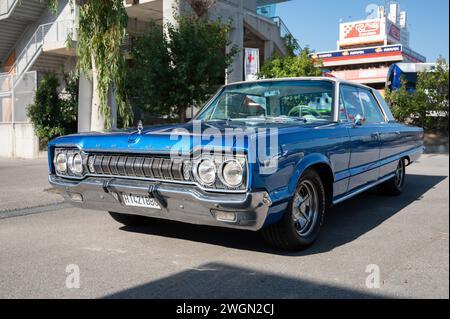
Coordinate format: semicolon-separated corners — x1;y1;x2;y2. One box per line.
340;85;382;191
370;89;405;178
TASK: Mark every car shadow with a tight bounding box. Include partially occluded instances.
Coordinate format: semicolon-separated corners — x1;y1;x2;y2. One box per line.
120;174;447;255
104;262;387;299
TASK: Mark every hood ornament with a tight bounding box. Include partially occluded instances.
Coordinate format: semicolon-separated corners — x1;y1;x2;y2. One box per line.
137;120;143;135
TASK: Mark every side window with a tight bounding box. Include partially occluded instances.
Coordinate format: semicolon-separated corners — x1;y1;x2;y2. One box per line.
373;90;396;122
340;85;363;121
339;94;348;122
358;89;386;123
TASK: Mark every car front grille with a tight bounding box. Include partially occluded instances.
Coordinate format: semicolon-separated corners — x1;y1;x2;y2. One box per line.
87;154;185;182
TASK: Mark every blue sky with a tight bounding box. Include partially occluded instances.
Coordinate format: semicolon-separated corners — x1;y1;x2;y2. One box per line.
276;0;449;62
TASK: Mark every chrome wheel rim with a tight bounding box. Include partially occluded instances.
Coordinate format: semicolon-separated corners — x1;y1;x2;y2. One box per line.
395;160;405;188
292;180;319;237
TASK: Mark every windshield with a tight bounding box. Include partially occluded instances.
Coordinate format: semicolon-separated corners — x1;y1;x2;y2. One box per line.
196;80;335;122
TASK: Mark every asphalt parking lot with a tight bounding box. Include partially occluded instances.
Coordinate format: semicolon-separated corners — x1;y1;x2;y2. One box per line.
0;154;448;299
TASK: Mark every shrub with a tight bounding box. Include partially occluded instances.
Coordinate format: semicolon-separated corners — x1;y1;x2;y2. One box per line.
258;47;323;79
27;72;78;149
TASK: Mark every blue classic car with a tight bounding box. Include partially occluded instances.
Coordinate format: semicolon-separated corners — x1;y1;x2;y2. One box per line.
48;77;424;251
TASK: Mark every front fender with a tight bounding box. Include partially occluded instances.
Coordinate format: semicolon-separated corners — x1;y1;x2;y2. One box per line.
263;152;335;227
288;153;334;196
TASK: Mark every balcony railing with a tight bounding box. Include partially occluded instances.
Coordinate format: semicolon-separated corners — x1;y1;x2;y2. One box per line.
0;73;13;96
1;19;75;85
0;71;37;123
0;0;18;19
271;16;301;52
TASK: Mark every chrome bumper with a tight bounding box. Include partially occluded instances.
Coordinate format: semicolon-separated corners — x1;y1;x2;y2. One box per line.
49;175;271;231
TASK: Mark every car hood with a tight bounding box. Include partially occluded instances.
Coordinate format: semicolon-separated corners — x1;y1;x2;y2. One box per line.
49;120;326;154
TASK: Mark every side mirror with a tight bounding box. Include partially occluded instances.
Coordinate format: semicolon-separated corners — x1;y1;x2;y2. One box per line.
353;114;365;127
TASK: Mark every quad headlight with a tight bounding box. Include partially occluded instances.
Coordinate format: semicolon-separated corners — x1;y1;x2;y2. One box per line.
196;159;217;186
54;149;85;177
192;155;247;190
55;152;67;174
221;160;244;187
68;152;84;175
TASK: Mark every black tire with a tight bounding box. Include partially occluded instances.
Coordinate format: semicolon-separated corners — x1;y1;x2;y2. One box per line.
262;169;327;251
377;159;406;196
108;212;152;227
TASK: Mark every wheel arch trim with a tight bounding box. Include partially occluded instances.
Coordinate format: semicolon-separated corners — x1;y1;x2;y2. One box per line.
288;153;335;197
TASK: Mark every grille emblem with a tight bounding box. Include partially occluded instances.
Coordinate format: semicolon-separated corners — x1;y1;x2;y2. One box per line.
137;120;143;135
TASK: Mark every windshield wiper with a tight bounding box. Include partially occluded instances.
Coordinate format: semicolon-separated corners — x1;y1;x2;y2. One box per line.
209;116;310;123
266;116;309;123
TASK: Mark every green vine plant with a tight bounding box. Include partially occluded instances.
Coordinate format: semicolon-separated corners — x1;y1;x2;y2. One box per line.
43;0;132;131
76;0;132;130
45;0;59;14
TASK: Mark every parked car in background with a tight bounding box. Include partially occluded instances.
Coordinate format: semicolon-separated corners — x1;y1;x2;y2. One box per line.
48;77;424;251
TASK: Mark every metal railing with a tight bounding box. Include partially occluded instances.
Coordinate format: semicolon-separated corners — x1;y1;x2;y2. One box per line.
247;10;301;54
0;71;37;123
271;16;301;52
1;19;75;85
0;72;13;97
0;0;18;19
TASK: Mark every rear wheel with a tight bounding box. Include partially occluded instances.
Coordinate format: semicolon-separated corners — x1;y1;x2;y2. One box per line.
378;159;406;196
262;169;327;251
109;212;152;227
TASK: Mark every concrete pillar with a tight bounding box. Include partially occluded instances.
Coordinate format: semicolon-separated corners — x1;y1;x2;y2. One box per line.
226;11;244;84
77;73;92;133
264;40;275;61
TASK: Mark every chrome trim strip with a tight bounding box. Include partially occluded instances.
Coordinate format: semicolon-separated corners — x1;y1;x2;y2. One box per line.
332;173;395;205
333;145;424;182
334;82;341;122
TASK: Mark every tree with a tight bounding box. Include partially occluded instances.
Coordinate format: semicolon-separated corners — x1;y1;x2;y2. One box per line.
76;0;132;131
415;58;449;131
127;15;238;122
258;47;323;79
186;0;216;17
27;72;78;149
384;79;413;123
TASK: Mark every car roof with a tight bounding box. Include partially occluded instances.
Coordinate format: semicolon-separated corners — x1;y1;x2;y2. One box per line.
224;76;374;91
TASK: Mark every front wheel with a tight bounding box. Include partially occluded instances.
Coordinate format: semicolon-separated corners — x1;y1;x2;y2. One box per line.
262;169;327;251
377;159;406;196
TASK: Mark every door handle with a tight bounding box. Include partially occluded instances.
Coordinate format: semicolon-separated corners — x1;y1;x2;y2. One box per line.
371;133;380;140
395;131;401;135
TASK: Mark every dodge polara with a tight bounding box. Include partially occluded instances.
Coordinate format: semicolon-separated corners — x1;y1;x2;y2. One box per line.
48;77;424;251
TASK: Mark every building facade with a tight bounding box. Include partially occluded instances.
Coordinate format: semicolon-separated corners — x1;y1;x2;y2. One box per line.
0;0;294;158
312;2;426;93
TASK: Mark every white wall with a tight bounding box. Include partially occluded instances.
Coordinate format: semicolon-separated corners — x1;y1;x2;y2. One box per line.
0;123;14;157
0;123;40;158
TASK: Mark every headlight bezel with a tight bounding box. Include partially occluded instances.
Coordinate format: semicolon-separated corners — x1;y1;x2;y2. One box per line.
68;152;84;176
54;148;86;178
54;152;68;174
193;158;217;186
219;159;245;188
191;153;248;191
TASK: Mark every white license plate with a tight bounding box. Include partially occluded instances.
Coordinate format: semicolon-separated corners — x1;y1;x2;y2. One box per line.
122;194;161;210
